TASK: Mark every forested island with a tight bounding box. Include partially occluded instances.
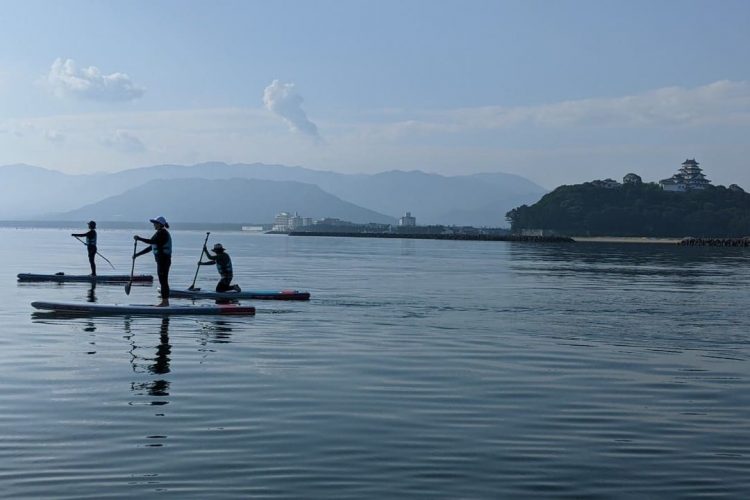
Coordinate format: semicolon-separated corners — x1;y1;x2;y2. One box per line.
506;182;750;238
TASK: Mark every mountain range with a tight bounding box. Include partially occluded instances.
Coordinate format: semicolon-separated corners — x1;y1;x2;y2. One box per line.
0;162;547;227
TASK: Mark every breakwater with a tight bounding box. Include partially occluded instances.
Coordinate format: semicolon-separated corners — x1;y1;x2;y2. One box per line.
679;237;750;247
288;231;574;243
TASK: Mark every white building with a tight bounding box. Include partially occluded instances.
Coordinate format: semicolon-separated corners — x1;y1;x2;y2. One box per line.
272;212;291;232
399;212;416;227
272;211;312;232
289;212;304;230
659;159;711;192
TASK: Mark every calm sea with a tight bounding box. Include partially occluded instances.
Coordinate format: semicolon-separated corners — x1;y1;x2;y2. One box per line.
1;227;749;499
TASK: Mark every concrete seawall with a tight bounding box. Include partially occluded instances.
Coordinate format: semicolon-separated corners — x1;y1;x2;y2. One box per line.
288;231;574;243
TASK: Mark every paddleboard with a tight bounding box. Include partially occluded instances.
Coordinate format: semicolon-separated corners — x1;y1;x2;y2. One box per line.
170;288;310;301
31;301;255;316
18;273;153;283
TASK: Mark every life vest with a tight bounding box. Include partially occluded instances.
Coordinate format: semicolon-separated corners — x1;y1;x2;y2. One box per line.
215;253;233;277
151;230;172;257
86;231;97;247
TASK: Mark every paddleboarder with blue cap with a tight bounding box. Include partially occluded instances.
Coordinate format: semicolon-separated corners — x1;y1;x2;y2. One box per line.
134;216;172;306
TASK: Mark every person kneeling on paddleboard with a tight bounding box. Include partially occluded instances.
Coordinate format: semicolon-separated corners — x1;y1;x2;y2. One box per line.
134;216;172;306
199;243;241;293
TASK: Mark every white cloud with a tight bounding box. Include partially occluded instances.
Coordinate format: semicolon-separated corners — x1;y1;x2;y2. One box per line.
379;80;750;136
263;80;321;140
101;129;146;153
5;81;750;188
46;58;145;102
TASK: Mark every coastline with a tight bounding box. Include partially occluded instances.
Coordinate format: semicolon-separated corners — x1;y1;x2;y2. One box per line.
572;236;681;244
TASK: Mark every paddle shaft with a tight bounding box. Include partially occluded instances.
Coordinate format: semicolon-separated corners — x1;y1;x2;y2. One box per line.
125;239;137;295
73;235;116;270
189;232;211;290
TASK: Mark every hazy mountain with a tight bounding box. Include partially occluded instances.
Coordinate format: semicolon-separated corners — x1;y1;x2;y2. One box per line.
107;163;546;225
52;178;396;224
317;170;546;226
0;164;102;218
1;161;546;226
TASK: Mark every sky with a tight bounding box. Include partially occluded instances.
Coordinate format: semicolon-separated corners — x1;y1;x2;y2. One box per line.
1;0;749;189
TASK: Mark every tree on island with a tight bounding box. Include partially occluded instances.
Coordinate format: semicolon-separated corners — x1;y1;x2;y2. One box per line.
506;182;750;238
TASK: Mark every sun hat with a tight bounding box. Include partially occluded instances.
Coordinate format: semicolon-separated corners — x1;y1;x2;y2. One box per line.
149;216;169;228
212;243;225;252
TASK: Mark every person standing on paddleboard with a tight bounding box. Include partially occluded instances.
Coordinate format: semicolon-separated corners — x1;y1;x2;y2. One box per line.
71;220;97;276
199;243;241;293
134;216;172;307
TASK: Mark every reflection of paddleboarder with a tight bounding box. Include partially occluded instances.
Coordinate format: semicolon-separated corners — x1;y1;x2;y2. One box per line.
130;318;171;399
71;220;97;276
144;317;171;398
134;216;172;307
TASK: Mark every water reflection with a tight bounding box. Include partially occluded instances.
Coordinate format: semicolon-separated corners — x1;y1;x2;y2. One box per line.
207;319;233;342
86;282;97;303
400;239;416;256
506;241;750;285
129;317;171;402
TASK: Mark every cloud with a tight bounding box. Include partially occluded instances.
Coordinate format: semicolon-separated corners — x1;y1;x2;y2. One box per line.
391;80;750;134
342;81;750;144
46;58;145;102
263;80;321;140
101;130;146;153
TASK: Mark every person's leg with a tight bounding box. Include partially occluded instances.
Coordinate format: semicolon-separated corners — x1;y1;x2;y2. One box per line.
216;277;231;292
88;247;97;275
157;257;171;305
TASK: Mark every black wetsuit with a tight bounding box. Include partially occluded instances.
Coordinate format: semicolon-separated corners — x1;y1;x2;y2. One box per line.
139;228;172;299
72;229;97;275
202;251;234;292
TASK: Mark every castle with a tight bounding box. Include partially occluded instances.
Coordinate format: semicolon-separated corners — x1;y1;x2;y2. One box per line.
658;159;711;192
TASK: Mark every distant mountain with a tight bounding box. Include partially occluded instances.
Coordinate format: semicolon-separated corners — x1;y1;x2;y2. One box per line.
319;170;546;226
0;161;547;226
52;178;396;225
0;164;102;218
88;162;547;225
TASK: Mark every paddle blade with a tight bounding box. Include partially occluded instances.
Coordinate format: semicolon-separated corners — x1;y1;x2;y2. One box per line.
124;281;132;295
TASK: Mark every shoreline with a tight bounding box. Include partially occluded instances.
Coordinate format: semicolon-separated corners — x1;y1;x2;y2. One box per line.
572;236;681;244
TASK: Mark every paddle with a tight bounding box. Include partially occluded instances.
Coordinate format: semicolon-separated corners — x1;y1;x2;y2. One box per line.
72;235;116;270
189;231;211;290
125;239;137;295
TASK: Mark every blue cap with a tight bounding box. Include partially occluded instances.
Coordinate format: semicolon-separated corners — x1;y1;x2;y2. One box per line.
149;216;169;228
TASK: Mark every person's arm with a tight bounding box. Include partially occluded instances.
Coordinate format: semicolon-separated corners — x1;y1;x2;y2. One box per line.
133;246;151;259
71;232;87;237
